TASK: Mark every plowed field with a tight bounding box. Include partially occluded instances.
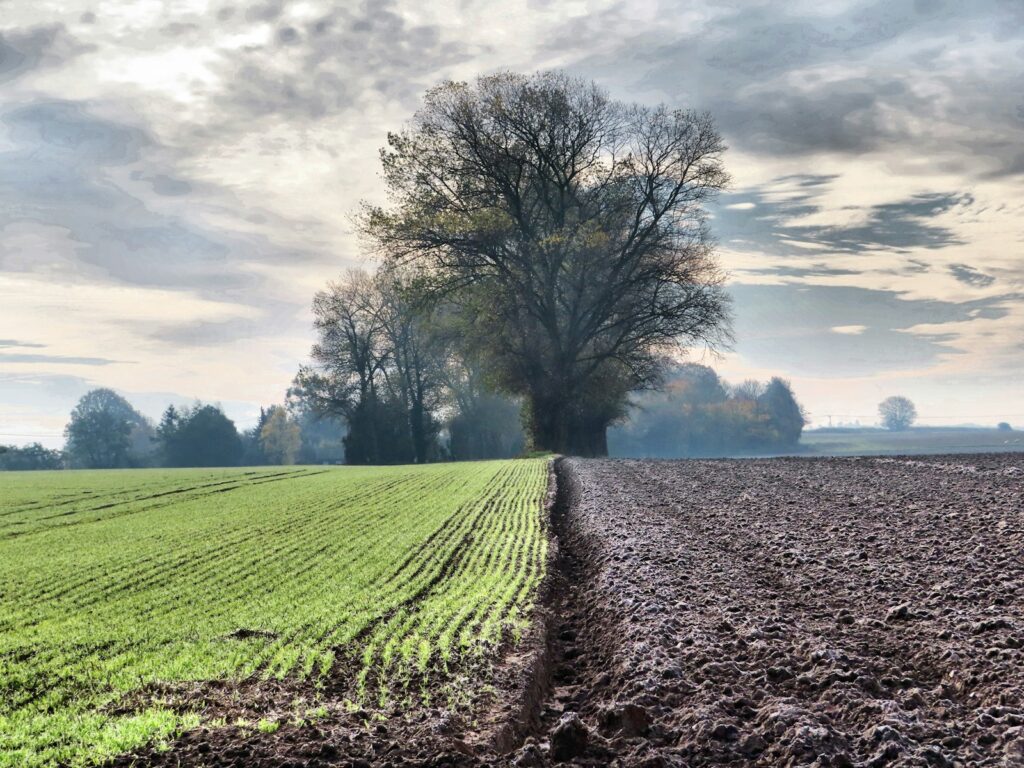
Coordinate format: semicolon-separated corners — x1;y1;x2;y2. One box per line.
527;455;1024;767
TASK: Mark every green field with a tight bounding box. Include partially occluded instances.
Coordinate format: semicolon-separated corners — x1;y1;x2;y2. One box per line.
0;460;549;767
800;427;1024;456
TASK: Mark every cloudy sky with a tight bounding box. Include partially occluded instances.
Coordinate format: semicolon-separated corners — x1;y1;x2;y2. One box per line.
1;0;1022;447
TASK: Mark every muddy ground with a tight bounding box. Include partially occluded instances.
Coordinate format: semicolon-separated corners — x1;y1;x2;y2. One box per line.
107;454;1024;767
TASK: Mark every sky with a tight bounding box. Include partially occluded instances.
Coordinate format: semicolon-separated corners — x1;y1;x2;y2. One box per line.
1;0;1022;447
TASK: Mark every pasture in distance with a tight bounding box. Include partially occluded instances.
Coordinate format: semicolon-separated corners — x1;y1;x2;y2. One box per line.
0;460;548;767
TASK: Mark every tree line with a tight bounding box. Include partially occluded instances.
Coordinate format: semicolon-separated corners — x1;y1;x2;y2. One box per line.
293;265;525;466
608;364;807;458
0;388;345;471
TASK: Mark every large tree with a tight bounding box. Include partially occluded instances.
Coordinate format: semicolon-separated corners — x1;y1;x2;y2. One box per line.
64;389;146;468
364;70;731;455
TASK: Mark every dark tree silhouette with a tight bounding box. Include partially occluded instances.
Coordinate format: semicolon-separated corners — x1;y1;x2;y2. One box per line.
0;443;64;470
364;70;731;456
759;377;806;446
299;265;449;465
158;404;242;467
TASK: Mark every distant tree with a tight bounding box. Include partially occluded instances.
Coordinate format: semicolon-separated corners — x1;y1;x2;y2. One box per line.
364;70;731;456
444;355;525;460
375;266;447;463
241;407;272;465
997;421;1013;432
679;365;729;406
759;377;806;447
155;405;181;465
158;403;242;467
127;419;158;467
878;396;917;431
732;380;765;402
300;269;389;463
608;365;807;457
0;443;64;471
260;406;302;465
64;389;146;468
302;267;446;464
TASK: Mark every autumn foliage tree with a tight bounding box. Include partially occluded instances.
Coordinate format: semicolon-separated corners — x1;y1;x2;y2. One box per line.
363;70;731;456
259;406;302;465
609;365;807;457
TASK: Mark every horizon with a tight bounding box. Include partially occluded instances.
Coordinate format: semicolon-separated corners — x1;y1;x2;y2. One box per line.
2;0;1023;449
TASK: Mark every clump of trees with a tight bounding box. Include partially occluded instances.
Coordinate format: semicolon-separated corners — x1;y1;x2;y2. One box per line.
878;396;917;431
0;443;64;471
156;404;243;468
295;266;525;465
608;364;807;457
0;388;345;471
353;70;731;457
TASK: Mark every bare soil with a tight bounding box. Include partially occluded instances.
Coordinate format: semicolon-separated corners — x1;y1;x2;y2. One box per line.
518;454;1024;767
106;453;1024;767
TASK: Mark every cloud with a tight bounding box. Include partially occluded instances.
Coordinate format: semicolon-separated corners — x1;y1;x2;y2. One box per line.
715;177;971;257
569;0;1024;178
204;1;482;123
949;263;997;287
144;309;306;347
729;282;1020;377
0;339;46;349
0;353;124;365
0;23;93;84
0;99;324;299
742;265;862;279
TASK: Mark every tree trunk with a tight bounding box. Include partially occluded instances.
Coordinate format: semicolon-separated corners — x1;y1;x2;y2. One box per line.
526;392;609;457
410;398;428;464
568;417;608;457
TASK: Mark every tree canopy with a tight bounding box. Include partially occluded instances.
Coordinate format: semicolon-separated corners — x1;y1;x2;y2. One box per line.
363;70;731;456
64;389;147;469
260;406;302;465
157;404;243;467
297;265;525;464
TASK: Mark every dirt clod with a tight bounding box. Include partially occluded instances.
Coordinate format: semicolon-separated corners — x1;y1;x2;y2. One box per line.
549;712;590;761
598;702;652;737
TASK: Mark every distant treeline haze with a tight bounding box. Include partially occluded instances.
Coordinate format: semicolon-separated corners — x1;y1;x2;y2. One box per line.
609;364;807;458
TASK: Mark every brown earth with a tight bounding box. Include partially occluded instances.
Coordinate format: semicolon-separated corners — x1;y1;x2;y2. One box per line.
106;453;1024;767
519;454;1024;767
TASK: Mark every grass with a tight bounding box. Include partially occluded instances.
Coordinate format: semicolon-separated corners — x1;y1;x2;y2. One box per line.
0;460;549;767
